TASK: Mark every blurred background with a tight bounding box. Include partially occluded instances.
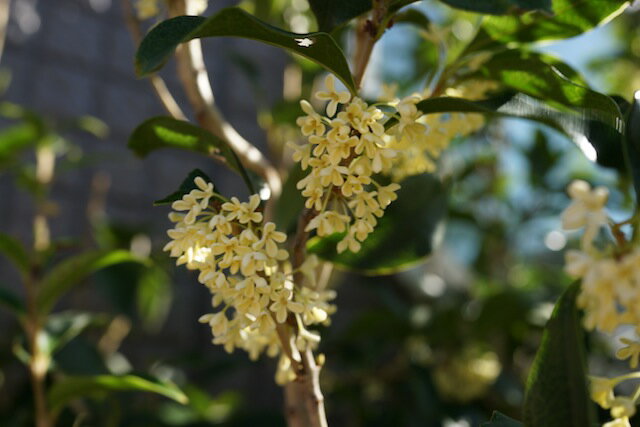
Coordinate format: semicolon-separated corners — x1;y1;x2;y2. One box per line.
0;0;639;426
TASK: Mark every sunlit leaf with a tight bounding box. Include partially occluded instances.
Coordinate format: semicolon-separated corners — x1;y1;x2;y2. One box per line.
135;7;356;94
438;0;551;15
523;282;596;427
48;374;188;415
307;174;447;274
136;266;172;332
128;116;255;193
37;250;148;315
43;311;110;356
483;0;629;44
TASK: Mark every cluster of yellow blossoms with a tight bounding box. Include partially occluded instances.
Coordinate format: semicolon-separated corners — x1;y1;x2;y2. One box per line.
292;75;400;254
386;80;498;181
561;180;640;427
164;177;335;383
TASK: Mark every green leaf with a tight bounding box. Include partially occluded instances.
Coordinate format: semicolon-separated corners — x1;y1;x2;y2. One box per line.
128;116;255;193
476;50;615;111
135;7;356;94
482;411;523;427
308;0;371;32
307;174;447;274
154;168;214;206
483;0;629;44
438;0;551;15
274;164;307;233
0;122;41;161
136;266;172;332
523;282;596;427
37;250;148;315
0;283;25;317
48;374;188;415
0;232;29;274
624;94;640;201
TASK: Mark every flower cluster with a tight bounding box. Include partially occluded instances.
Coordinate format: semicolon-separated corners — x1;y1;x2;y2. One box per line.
386;80;497;181
561;179;640;427
164;177;335;383
292;74;400;253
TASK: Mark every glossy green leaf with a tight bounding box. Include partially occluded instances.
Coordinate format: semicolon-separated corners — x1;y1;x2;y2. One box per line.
128;116;255;193
135;7;356;94
307;174;447;274
483;0;629;44
154;168;214;206
37;250;148;315
0;283;25;317
482;411;523;427
438;0;551;15
274;164;307;233
0;232;29;274
48;374;188;415
523;282;596;427
476;50;617;112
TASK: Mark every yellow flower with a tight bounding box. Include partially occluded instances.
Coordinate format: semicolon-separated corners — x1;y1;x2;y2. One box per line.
616;338;640;369
590;376;616;409
561;180;609;248
316;74;351;117
222;194;263;224
296;100;325;136
610;396;636;419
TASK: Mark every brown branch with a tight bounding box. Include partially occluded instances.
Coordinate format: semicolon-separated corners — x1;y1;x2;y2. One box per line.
167;0;282;209
121;0;187;120
353;0;390;89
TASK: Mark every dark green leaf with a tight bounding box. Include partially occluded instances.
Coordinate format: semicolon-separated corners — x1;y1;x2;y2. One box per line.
438;0;551;15
274;164;307;233
37;250;148;315
154;168;213;206
482;411;523;426
0;283;25;317
0;232;29;274
307;174;447;274
135;7;356;94
624;93;640;202
128;117;255;193
483;0;629;44
308;0;421;33
48;375;188;415
523;282;596;427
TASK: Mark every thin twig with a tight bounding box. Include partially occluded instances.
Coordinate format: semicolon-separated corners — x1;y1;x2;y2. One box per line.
121;0;187;120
